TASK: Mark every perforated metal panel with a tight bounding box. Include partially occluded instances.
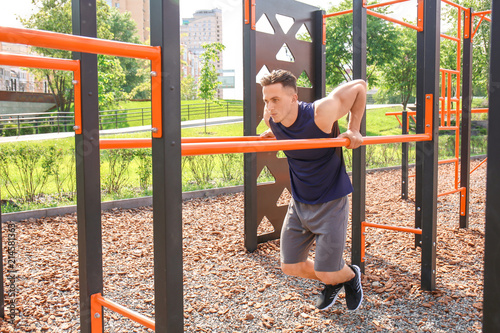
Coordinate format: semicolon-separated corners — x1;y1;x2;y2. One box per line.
244;0;325;250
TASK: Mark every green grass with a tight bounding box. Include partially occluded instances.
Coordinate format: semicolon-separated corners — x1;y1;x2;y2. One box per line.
0;104;489;213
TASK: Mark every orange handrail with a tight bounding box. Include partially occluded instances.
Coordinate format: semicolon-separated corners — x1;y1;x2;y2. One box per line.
0;26;160;60
366;9;423;31
441;0;467;11
100;133;432;154
362;221;422;234
0;25;163;138
91;293;155;332
365;0;410;9
470;158;487;175
0;52;82;134
323;9;353;19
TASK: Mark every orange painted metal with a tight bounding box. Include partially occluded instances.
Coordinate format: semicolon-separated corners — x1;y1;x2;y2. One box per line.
74;67;82;135
424;94;433;137
362;221;422;235
0;52;78;71
251;0;256;30
366;9;423;31
0;26;160;61
438;188;462;198
440;34;460;42
442;0;466;10
0;52;83;134
439;158;459;165
361;223;366;263
464;8;471;39
473;10;492;16
151;59;162;138
470;158;487;175
323;18;327;45
244;0;250;24
90;294;103;333
417;0;424;31
91;293;155;331
460;187;466;216
323;9;353;19
100;136;274;149
100;133;432;153
365;0;410;9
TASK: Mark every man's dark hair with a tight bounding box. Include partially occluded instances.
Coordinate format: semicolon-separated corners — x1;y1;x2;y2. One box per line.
260;69;297;92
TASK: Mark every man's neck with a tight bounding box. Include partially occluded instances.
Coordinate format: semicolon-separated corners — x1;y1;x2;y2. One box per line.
281;102;299;128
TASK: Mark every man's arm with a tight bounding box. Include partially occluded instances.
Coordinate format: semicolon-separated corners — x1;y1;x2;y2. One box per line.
313;79;367;149
260;106;276;138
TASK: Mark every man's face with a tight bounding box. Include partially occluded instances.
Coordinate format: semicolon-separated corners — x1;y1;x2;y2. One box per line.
262;83;297;124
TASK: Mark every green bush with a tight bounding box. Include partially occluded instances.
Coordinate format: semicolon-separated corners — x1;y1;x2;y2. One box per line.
0;143;57;201
101;149;135;195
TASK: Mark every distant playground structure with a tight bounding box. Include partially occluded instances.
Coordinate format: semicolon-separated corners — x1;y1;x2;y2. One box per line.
0;0;498;332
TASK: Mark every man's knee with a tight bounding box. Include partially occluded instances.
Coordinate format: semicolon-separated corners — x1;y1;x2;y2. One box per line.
281;262;305;277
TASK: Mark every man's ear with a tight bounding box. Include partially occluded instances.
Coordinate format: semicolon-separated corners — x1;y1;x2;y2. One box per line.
291;93;298;103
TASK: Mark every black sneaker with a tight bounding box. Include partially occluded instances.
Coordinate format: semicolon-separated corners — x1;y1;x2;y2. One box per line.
344;265;363;311
315;283;343;311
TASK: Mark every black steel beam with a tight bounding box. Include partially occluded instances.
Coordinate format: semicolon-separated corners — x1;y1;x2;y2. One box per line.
414;0;425;249
313;10;326;101
417;0;440;291
460;9;473;229
72;1;103;331
150;0;184;332
483;2;500;331
243;0;258;252
402;111;409;200
351;0;367;273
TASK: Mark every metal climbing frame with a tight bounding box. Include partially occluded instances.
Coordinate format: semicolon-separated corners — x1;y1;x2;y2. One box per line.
386;1;491;228
323;0;440;289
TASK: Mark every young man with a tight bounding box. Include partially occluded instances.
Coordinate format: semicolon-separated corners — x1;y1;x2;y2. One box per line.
260;70;366;311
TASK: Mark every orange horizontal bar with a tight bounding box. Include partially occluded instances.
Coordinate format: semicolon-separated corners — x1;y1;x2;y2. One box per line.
440;68;461;75
0;26;160;60
100;136;273;149
441;33;460;42
367;9;422;31
473;10;492;17
387;108;488;117
439;158;458;165
362;221;422;234
441;0;466;10
0;52;79;71
438;188;462;197
324;9;353;18
100;133;432;153
470;158;487;174
439;126;460;130
92;293;155;331
366;0;410;9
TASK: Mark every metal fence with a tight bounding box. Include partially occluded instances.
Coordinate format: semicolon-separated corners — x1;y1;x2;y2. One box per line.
0;100;243;136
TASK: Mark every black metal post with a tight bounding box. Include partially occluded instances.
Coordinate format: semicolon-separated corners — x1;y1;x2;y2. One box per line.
351;0;367;272
402;110;409;200
150;0;184;332
414;0;425;248
417;0;440;291
483;2;500;331
243;0;258;252
72;1;103;332
460;8;473;229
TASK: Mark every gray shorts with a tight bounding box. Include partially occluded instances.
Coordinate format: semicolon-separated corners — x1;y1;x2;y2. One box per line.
280;196;349;272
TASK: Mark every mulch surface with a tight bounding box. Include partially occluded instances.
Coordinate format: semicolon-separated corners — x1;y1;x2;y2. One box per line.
0;159;487;332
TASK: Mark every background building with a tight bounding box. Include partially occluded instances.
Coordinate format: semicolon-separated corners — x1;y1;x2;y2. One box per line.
108;0;150;43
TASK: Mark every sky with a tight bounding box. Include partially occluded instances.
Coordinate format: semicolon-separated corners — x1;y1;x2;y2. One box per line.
0;0;418;99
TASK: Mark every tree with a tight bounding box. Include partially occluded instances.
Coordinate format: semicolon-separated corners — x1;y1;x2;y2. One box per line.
324;0;399;88
21;0;135;111
181;75;198;100
442;0;491;96
198;42;226;133
108;9;148;95
376;26;417;111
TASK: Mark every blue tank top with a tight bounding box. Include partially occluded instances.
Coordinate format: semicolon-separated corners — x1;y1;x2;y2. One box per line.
269;101;353;204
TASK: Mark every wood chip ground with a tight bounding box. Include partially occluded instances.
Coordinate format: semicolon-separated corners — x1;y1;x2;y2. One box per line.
0;160;487;332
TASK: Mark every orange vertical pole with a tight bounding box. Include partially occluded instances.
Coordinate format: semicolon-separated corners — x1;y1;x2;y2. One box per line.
90;294;103;333
151;58;162;138
441;71;446;127
73;66;82;135
447;72;452;126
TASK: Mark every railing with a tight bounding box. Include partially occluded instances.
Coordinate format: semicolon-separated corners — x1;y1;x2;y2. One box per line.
0;101;244;136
